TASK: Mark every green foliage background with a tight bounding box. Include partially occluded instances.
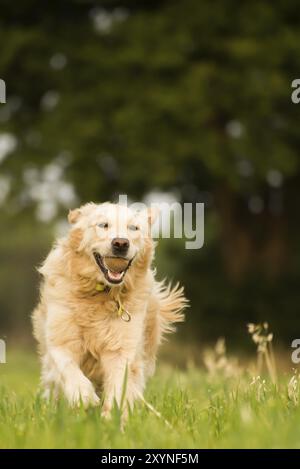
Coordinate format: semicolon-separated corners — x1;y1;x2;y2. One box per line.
1;0;300;347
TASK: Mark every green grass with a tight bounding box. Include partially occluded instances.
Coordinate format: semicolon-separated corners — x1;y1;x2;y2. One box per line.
1;349;300;449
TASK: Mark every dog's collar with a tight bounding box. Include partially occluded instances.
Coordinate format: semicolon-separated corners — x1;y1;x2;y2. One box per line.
95;283;131;322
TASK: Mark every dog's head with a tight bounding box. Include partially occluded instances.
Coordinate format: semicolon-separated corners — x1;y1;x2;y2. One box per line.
68;202;158;287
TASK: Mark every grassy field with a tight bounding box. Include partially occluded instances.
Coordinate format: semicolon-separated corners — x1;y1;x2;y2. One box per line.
0;346;300;449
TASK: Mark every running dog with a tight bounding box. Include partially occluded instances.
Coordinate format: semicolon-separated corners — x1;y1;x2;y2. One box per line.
32;202;188;418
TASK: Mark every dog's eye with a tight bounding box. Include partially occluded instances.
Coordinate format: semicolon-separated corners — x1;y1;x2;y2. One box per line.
98;222;109;229
128;224;139;231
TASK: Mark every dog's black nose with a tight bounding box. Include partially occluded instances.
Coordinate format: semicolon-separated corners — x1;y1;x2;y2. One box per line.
112;238;130;255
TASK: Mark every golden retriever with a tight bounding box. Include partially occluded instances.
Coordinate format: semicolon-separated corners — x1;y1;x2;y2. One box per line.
32;202;188;418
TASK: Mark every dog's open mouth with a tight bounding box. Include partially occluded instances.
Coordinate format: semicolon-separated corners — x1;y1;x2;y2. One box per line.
93;253;132;284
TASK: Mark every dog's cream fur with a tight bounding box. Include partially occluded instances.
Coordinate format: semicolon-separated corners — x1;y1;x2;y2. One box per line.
32;202;187;417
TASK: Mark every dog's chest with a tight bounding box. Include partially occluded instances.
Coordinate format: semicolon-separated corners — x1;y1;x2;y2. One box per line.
79;297;147;358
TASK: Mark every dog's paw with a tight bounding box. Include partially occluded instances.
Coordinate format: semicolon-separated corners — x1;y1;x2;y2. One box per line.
41;387;51;401
64;375;100;408
101;403;112;420
101;401;129;431
120;406;129;432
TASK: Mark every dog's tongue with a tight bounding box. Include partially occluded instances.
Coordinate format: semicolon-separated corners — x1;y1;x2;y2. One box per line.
107;270;123;281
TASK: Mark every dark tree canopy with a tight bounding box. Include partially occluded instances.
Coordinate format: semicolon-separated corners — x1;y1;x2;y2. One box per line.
0;0;300;344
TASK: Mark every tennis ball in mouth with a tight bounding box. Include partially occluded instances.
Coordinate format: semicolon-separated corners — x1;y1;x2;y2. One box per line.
104;257;129;272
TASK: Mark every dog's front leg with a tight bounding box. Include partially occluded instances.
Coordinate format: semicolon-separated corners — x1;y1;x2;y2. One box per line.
49;346;100;408
46;305;100;408
101;352;127;418
101;352;143;420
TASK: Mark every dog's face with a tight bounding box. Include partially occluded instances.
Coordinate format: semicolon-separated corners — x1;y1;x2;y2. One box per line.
68;202;157;286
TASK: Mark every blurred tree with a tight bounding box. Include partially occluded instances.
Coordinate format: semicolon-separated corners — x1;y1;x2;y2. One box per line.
1;0;300;344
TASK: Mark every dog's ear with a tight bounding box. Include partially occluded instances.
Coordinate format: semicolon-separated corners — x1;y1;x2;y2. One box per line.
147;206;160;226
68;202;97;224
68;208;81;224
